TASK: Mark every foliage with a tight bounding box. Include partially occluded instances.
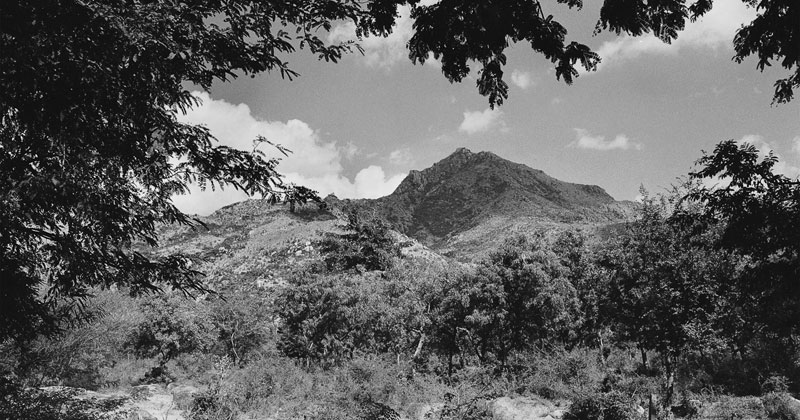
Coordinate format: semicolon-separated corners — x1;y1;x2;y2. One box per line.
762;392;800;420
275;272;415;366
5;290;143;389
319;211;401;273
125;294;215;379
601;186;738;402
688;140;800;343
566;392;640;420
686;140;800;388
1;0;795;344
730;0;800;103
431;235;584;368
1;0;341;342
516;347;606;399
207;290;273;366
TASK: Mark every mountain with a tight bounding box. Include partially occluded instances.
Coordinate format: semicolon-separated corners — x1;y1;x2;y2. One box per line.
335;147;634;258
160;148;634;278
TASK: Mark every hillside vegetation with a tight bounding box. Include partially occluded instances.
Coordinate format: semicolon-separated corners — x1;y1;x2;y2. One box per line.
2;143;799;420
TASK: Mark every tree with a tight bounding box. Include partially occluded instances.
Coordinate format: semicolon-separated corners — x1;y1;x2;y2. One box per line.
404;0;797;105
686;140;800;381
603;187;736;405
437;235;582;368
318;211;401;273
0;0;351;341
2;0;795;342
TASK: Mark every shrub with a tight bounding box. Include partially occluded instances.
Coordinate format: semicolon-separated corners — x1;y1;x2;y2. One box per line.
517;347;605;400
567;392;641;420
125;293;215;382
762;392;800;420
318;211;400;273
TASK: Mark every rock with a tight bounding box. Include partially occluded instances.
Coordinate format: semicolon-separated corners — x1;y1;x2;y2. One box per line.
127;408;158;420
169;384;200;410
490;396;557;420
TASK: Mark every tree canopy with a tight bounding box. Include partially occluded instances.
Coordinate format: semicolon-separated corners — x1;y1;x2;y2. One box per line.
1;0;796;342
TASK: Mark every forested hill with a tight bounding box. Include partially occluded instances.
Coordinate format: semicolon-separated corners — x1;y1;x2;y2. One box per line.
334;147;634;258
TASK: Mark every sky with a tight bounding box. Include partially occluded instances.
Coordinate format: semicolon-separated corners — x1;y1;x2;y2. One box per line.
172;1;800;215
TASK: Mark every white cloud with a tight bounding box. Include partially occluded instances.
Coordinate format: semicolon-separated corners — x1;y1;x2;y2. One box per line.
594;1;755;71
458;108;505;135
510;69;534;90
172;92;405;215
569;128;642;151
791;136;800;155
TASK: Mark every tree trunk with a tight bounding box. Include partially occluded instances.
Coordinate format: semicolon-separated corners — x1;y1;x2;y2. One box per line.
598;330;607;368
448;353;453;378
664;354;676;410
412;333;425;360
640;346;648;369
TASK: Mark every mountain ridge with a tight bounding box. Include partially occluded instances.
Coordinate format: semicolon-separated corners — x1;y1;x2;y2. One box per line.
327;147;633;258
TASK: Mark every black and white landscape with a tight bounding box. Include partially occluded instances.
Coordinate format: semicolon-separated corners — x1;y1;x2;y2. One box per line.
2;1;799;419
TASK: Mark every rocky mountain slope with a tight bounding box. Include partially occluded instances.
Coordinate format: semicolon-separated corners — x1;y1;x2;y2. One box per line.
161;148;633;268
334;147;634;258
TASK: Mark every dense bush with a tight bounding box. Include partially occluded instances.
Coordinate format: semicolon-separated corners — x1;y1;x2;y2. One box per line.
125;293;215;382
318;211;400;273
567;392;641;420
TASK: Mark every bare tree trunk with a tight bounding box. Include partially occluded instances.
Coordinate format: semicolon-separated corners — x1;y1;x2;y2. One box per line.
230;321;240;365
412;333;425;360
598;330;607;368
664;353;676;412
649;394;658;420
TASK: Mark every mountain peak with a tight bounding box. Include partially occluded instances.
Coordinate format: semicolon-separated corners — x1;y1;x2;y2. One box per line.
373;148;631;242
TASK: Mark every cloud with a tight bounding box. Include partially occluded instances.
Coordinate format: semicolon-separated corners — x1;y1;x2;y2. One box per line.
510;69;534;90
791;136;800;155
342;141;360;159
327;1;441;69
594;1;755;71
458;108;505;135
389;148;414;166
569;128;642;151
172;92;405;215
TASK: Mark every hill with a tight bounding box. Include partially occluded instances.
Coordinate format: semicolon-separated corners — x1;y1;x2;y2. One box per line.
158;147;633;269
334;147;633;258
